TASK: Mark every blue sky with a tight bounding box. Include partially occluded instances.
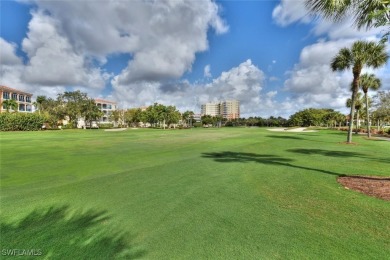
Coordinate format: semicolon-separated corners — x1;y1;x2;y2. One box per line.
1;0;389;117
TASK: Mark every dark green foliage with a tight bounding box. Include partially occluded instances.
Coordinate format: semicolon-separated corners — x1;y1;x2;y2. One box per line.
288;108;345;127
97;123;113;129
0;113;46;131
141;103;181;128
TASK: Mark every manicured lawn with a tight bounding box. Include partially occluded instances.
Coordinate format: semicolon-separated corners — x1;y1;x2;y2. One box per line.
1;128;389;259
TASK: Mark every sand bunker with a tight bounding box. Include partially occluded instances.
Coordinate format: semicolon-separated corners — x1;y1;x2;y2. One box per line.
267;127;317;132
104;128;128;132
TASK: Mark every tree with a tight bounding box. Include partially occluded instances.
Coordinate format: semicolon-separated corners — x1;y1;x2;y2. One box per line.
144;103;159;127
34;95;47;114
372;90;390;129
41;98;66;128
346;92;364;134
165;106;181;128
2;99;18;112
359;73;382;137
124;108;142;127
110;110;121;127
182;110;194;127
57;91;89;127
81;99;103;129
305;0;390;40
201;115;213;126
331;41;388;143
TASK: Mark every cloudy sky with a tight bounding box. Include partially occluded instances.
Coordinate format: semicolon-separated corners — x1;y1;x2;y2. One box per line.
1;0;389;118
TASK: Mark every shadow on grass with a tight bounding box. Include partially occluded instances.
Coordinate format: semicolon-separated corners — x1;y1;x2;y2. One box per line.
202;151;340;176
286;148;365;158
287;148;390;164
266;135;305;140
0;206;145;259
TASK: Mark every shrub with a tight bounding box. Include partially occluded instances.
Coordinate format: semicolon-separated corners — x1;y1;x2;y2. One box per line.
98;123;113;129
0;113;46;131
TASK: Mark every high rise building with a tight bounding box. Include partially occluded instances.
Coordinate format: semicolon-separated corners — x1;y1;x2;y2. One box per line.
201;100;240;120
221;100;240;120
201;102;221;117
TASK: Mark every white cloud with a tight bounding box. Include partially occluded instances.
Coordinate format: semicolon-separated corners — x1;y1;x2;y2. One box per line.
2;1;227;97
27;0;228;84
204;64;212;78
23;11;109;88
112;60;271;116
272;0;310;27
0;38;23;65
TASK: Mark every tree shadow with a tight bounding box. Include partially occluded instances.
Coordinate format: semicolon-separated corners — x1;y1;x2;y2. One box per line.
0;206;145;259
287;148;390;164
286;148;365;158
202;151;341;176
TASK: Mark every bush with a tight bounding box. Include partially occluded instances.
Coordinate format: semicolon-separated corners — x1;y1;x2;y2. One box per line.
98;123;113;129
0;113;46;131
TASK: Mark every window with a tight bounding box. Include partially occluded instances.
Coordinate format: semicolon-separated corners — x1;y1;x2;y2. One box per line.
26;96;31;103
19;95;25;102
12;93;17;100
3;92;10;99
19;104;25;111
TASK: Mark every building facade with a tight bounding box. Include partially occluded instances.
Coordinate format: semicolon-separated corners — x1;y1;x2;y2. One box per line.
76;98;118;128
221;100;240;120
201;100;240;120
201;102;221;117
0;85;33;113
95;98;117;123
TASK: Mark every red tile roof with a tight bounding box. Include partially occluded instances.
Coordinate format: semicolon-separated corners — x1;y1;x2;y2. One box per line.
0;85;33;96
94;98;117;104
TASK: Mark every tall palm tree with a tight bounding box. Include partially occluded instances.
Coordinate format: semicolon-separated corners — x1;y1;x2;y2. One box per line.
2;99;18;112
346;92;364;134
331;40;388;143
359;73;381;138
305;0;390;30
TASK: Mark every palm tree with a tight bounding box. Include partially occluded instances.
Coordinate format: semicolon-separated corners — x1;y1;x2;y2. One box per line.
331;40;388;143
359;73;381;138
305;0;390;31
346;92;364;134
2;99;18;112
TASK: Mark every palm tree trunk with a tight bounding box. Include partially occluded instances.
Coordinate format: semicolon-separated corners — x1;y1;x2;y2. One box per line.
365;92;371;138
347;77;359;143
355;109;360;134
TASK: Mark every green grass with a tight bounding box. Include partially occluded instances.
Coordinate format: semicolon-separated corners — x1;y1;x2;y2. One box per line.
1;128;389;259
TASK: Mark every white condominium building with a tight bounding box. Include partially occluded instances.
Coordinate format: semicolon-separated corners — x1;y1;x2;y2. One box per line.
201;100;240;120
201;102;221;117
222;100;240;120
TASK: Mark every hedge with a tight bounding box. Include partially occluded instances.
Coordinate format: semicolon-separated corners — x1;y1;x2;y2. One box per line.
0;113;46;131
